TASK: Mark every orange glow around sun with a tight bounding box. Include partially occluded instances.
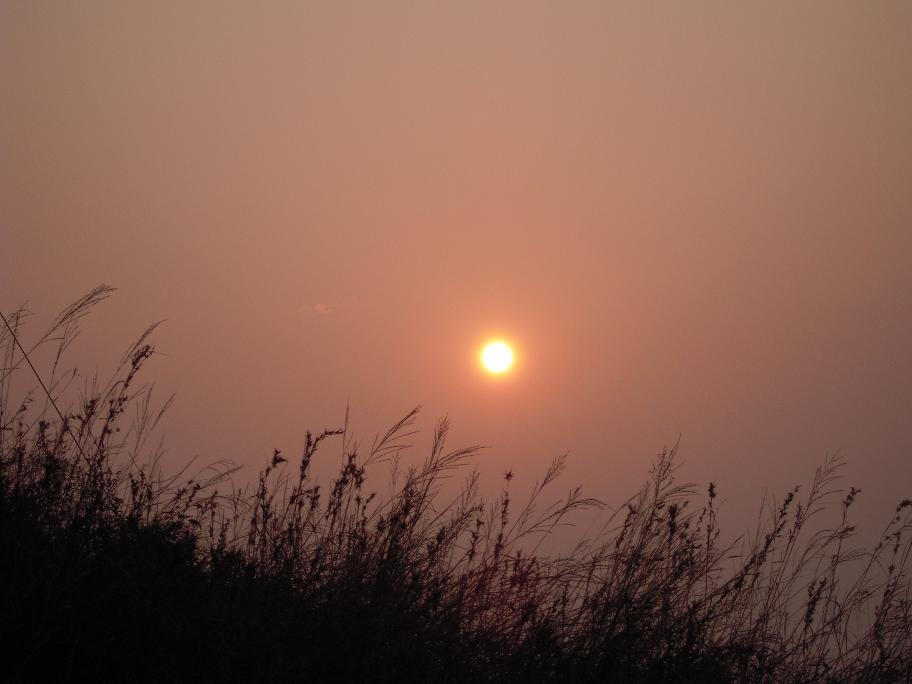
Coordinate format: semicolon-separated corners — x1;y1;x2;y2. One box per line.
480;341;514;374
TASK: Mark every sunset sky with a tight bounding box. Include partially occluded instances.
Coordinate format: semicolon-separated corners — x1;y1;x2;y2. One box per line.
3;2;911;539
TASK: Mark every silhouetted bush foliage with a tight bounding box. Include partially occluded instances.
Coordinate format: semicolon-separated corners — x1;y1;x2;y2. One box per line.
2;288;910;682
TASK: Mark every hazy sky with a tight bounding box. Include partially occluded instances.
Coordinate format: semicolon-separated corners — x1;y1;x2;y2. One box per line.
3;2;911;538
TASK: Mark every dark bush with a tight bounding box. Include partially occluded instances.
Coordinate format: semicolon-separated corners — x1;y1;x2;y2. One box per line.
2;288;909;682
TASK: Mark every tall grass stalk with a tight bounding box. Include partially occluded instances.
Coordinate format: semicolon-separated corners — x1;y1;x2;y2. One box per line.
1;289;909;682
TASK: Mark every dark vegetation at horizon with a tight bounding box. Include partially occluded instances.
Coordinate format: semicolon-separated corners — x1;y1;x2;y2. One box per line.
1;287;910;682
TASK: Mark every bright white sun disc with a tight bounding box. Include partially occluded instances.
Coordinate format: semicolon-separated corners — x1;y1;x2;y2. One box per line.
481;341;514;373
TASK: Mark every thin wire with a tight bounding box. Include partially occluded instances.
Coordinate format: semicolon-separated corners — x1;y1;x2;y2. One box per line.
0;309;91;465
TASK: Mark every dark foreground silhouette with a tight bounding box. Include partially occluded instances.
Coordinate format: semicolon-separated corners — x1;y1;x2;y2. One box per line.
2;288;910;682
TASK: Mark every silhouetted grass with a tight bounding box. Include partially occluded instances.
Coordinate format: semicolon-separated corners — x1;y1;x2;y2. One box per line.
1;288;910;682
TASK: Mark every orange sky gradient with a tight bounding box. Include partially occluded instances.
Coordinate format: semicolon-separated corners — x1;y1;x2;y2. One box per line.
3;2;911;540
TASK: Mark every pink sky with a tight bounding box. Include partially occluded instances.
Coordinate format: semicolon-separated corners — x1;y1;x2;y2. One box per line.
3;1;911;540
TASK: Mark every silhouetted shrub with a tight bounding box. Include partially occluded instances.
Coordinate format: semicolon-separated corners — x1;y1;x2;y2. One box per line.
2;288;910;682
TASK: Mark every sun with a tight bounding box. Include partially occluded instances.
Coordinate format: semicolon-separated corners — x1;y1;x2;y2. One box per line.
481;341;514;374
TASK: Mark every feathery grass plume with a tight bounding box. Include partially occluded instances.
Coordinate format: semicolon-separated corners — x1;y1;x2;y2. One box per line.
1;287;910;682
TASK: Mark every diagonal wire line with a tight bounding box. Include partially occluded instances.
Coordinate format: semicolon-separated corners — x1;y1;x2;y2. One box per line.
1;309;91;465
